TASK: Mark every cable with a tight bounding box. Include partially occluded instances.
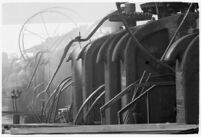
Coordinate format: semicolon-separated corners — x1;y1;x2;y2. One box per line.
160;3;193;60
53;81;73;122
43;77;72;116
27;52;43;89
46;80;72;123
46;79;72;123
43;77;72;122
74;85;105;125
117;85;156;124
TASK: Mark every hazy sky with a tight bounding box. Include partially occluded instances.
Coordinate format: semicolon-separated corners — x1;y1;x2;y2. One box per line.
2;3;117;25
2;3;142;55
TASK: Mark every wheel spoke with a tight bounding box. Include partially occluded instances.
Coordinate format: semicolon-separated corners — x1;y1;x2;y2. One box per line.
24;28;46;40
40;13;50;38
53;23;61;36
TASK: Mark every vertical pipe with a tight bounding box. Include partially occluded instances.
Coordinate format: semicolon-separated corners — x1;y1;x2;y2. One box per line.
176;59;186;123
124;37;137;123
70;48;83;122
146;92;150;123
104;61;121;124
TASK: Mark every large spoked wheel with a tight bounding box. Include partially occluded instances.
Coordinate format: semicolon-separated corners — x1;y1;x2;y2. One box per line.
19;7;85;60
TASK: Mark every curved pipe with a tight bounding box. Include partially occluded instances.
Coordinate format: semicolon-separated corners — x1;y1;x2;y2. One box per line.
96;30;127;63
66;45;83;62
96;35;115;63
32;82;45;106
53;81;73;122
33;82;45;92
45;78;72;120
83;91;105;123
112;26;140;62
163;33;198;62
96;30;130;124
78;11;118;42
27;52;43;89
112;33;130;61
37;76;71;113
78;35;108;124
161;3;193;60
76;35;109;60
73;84;105;125
178;35;199;124
75;43;91;61
46;80;73;123
80;35;109;61
43;77;72;117
181;35;199;69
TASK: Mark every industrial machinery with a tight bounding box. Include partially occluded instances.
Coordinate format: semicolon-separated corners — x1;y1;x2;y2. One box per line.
2;2;199;134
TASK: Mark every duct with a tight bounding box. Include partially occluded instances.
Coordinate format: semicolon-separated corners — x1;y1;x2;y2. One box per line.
66;46;84;121
96;30;127;124
79;36;108;100
66;36;108;124
68;36;109;124
80;35;109;124
111;35;135;123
